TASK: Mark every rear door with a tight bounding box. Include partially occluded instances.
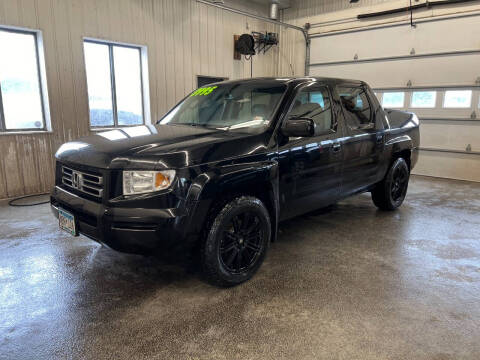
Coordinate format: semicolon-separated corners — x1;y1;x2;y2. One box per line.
336;84;385;196
278;83;344;220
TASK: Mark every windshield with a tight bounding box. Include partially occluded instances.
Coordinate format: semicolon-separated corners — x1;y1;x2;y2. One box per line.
159;81;286;132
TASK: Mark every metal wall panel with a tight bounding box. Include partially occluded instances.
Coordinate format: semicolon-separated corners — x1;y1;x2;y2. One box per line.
0;0;294;199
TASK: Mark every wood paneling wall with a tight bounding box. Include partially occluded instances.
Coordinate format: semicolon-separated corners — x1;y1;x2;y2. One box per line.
0;0;303;199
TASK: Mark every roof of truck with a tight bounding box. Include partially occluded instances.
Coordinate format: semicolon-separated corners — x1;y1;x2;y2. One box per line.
209;76;366;87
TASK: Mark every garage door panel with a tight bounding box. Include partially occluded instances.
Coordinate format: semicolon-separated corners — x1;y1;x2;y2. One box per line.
310;15;480;64
419;121;480;152
309;53;480;88
309;13;480;182
413;151;480;182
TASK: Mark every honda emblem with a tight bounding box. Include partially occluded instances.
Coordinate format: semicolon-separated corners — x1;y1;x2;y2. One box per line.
72;171;83;189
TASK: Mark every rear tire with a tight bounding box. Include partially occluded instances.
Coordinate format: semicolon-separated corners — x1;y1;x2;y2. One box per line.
201;196;271;287
372;158;410;210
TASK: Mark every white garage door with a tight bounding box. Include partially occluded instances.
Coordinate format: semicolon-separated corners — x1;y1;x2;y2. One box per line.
308;13;480;182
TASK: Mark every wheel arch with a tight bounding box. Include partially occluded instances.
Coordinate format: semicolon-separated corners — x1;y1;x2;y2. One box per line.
185;161;280;246
386;135;413;171
393;149;412;171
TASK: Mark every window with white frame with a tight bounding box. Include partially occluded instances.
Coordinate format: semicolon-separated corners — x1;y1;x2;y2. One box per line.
411;91;437;108
83;40;148;128
0;27;49;131
443;90;472;108
374;87;479;119
382;92;405;108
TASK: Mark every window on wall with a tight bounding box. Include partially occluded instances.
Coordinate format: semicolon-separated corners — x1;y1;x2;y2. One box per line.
382;92;404;108
411;91;436;108
443;90;472;108
374;87;478;117
83;40;146;127
0;28;48;131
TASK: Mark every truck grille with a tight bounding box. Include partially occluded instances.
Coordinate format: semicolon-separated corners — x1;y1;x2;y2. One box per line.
62;166;104;198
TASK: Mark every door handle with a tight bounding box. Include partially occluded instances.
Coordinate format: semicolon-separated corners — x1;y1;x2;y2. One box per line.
332;143;342;153
376;134;384;144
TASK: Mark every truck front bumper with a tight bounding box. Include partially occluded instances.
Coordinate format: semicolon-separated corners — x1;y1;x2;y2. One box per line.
51;186;196;257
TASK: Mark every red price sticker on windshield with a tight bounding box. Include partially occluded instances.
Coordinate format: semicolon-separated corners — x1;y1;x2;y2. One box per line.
190;86;218;97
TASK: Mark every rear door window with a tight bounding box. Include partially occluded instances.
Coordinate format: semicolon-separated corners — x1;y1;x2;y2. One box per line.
337;86;372;129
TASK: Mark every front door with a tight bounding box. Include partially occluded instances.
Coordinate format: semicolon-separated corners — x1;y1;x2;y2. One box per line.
278;83;344;220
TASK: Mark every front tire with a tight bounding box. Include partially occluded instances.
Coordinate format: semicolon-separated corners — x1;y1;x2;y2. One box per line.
201;196;271;287
372;158;410;210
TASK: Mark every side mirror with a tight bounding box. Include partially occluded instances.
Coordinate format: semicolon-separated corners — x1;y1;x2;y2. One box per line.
281;117;315;137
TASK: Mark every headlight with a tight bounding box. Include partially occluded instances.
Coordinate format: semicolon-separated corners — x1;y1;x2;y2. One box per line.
123;170;175;195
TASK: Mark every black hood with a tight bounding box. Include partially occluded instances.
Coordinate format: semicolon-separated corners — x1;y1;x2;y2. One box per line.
55;124;269;170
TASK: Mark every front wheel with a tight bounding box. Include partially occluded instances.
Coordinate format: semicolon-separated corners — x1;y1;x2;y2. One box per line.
372;157;410;210
201;196;271;287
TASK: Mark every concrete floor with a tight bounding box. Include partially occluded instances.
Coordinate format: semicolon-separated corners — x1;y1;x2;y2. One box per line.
0;175;479;360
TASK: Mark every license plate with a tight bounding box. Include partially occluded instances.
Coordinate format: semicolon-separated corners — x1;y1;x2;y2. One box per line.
59;208;78;236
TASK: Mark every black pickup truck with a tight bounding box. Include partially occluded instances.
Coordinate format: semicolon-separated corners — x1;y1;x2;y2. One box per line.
51;77;419;286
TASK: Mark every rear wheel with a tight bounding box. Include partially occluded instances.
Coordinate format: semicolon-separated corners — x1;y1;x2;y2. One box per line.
201;196;271;287
372;158;410;210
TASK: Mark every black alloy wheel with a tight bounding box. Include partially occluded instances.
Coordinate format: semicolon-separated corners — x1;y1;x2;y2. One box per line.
219;212;263;274
372;157;410;210
391;165;409;203
202;196;271;287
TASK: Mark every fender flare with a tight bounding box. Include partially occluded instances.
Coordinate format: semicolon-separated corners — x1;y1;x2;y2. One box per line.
385;134;413;154
184;160;280;242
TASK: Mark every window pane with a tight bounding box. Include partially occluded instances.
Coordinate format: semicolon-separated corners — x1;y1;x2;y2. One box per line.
382;92;404;108
0;30;44;129
113;46;143;125
337;86;372;128
84;42;114;127
291;87;332;132
411;91;436;108
443;90;472;108
160;82;286;131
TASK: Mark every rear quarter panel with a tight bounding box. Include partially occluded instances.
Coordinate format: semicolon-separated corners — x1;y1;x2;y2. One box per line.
383;109;420;171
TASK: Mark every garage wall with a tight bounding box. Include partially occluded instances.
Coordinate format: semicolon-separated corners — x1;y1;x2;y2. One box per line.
286;0;480;182
0;0;301;200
